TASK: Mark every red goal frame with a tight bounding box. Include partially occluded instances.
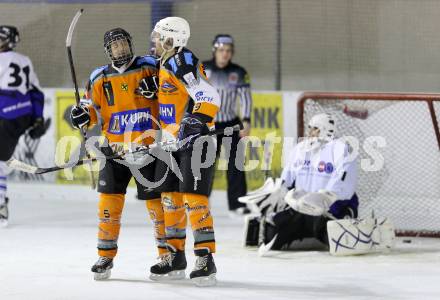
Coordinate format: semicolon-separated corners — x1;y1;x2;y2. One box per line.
297;92;440;237
297;92;440;151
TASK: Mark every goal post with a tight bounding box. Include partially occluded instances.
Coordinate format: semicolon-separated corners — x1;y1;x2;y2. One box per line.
297;92;440;237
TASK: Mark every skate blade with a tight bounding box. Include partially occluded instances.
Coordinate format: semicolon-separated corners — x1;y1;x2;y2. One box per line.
258;234;278;257
93;269;111;281
149;270;186;281
191;273;217;287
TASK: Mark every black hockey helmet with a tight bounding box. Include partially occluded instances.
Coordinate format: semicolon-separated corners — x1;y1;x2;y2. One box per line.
212;34;234;53
0;25;20;51
104;28;134;67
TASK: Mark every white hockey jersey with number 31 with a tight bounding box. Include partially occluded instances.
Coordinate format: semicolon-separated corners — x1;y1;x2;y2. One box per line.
0;51;44;120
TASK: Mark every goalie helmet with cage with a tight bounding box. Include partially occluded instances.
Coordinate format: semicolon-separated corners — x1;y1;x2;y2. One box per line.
308;113;336;139
103;28;134;67
302;113;336;151
0;25;20;52
151;17;190;56
302;113;337;151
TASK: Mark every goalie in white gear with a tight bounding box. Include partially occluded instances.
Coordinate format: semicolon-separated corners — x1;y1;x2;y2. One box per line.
240;113;360;252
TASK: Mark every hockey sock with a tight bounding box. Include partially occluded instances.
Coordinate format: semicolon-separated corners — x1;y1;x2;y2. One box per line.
97;193;125;258
162;192;187;252
0;162;7;206
183;193;216;255
146;198;168;256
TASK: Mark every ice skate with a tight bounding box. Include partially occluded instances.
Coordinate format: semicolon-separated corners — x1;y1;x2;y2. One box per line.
189;253;217;287
149;250;187;281
91;256;113;280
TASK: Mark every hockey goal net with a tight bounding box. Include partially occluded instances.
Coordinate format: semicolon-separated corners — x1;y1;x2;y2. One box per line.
297;92;440;237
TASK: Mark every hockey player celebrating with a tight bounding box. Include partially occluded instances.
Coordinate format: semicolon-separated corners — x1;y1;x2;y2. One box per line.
148;17;221;286
0;25;46;227
241;113;395;255
69;28;164;280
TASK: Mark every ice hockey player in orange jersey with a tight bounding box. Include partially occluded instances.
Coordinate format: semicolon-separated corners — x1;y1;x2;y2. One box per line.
148;17;221;286
69;28;165;280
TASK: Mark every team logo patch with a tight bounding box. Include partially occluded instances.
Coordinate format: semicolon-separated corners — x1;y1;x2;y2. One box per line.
228;72;238;84
108;108;152;134
318;161;326;173
194;91;213;102
121;83;128;91
160;81;178;93
159;104;176;124
325;162;334;174
162;196;173;207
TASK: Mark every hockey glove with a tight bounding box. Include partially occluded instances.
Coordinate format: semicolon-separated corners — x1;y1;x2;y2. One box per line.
70;105;90;129
137;76;159;99
177;114;209;151
28;117;47;139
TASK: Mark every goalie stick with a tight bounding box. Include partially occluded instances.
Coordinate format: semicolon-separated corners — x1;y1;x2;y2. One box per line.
7;124;243;175
65;8;97;189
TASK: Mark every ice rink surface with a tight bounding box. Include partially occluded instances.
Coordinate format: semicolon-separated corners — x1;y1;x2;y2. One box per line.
1;183;439;300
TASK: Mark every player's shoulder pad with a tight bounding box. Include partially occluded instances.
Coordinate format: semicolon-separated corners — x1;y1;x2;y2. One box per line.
4;51;32;66
164;48;200;83
89;65;108;83
136;55;159;69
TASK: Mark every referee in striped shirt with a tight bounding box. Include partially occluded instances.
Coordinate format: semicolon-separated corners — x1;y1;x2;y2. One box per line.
204;34;252;215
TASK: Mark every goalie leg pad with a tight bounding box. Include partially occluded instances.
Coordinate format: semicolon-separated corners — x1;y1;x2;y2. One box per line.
327;217;395;256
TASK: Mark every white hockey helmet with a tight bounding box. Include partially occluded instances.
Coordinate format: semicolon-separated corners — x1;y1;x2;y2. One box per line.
308;113;336;140
151;17;190;52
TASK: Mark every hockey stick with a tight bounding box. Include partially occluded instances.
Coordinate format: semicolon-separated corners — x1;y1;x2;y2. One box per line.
7;124;243;175
66;9;83;107
66;9;96;189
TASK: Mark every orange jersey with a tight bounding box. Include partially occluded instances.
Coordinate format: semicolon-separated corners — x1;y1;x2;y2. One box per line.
86;56;159;146
158;48;221;136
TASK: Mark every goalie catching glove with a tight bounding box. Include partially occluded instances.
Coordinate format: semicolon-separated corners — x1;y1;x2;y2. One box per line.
238;177;288;215
70;104;90;129
284;189;338;217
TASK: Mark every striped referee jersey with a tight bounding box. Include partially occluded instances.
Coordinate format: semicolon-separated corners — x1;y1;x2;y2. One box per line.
202;59;252;123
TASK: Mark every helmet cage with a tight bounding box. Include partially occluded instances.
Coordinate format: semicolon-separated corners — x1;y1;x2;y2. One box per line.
104;31;134;67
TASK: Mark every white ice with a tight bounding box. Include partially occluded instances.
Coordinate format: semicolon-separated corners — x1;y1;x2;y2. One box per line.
1;183;439;300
